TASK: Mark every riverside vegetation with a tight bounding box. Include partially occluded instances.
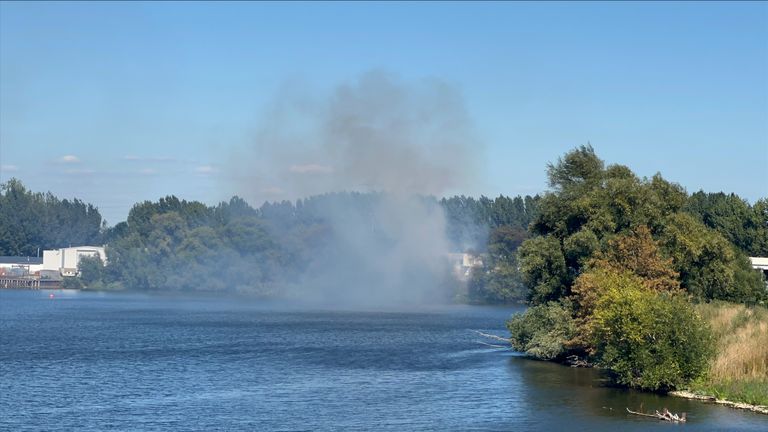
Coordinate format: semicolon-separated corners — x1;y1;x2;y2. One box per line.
1;146;766;405
507;146;767;406
689;302;768;406
0;178;540;302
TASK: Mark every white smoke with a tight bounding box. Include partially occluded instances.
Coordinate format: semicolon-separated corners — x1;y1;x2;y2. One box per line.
233;71;482;306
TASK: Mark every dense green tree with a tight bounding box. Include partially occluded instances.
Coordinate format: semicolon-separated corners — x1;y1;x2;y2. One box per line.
517;235;568;303
591;282;714;391
77;255;104;288
686;191;768;257
520;147;762;305
488;225;527;261
563;228;600;269
659;212;764;301
546;144;604;192
104;197;286;293
508;146;761;393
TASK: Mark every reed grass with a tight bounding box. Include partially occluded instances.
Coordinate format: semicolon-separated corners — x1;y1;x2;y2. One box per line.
688;301;768;406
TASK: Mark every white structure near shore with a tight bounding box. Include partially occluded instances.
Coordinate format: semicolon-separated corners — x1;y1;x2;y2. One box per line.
0;256;44;275
447;252;484;279
749;257;768;279
43;246;106;277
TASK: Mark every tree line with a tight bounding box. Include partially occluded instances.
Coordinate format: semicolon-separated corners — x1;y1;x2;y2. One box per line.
0;179;103;256
0;179;538;297
98;192;541;295
1;148;765;310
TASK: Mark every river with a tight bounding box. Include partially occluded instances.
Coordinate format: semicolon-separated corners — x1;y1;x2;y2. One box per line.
0;289;765;431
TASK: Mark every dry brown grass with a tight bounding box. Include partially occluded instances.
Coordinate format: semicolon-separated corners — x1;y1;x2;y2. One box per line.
691;301;768;405
697;302;768;381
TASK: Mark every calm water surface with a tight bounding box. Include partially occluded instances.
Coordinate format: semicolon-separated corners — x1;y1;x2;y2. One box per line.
1;290;765;431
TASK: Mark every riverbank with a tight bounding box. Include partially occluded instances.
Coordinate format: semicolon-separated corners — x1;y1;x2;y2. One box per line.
668;301;768;414
504;298;768;416
670;390;768;415
674;302;768;411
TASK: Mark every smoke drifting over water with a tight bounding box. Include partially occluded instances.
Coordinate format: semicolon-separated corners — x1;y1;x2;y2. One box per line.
235;71;482;306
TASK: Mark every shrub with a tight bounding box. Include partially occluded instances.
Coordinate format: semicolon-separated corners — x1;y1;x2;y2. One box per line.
506;299;577;360
570;269;644;351
591;285;714;391
60;277;83;290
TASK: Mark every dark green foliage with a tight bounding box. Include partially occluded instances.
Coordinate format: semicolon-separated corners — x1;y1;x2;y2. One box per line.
60;277;83;290
507;299;577;360
0;179;102;256
488;225;527;261
686;192;768;257
468;263;526;304
104;195;284;294
660;212;765;302
546;144;604;191
563;228;599;268
78;255;104;287
520;146;764;305
467;225;529;304
517;235;568;304
730;254;766;305
440;194;540;252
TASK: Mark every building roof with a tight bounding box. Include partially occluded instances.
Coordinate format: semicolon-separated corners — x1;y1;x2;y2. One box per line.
0;256;43;265
59;246;105;252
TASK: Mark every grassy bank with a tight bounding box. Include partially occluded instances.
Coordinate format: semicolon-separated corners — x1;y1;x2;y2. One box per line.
686;301;768;406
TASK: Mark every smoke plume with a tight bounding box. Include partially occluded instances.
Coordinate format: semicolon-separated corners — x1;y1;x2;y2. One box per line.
233;71;482;306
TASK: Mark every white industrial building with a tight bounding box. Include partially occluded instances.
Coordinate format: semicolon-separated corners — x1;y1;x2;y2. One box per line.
42;246;106;277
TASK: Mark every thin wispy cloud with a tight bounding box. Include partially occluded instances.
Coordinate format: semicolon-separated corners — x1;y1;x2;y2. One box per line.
195;165;218;174
1;164;19;172
261;186;284;195
122;155;177;163
289;164;334;174
59;155;80;164
138;168;157;175
63;168;95;175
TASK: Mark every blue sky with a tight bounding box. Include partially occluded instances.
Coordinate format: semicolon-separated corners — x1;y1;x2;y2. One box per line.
1;2;766;224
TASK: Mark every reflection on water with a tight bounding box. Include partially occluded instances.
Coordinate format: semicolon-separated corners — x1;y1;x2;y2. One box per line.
509;353;767;430
0;290;765;431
